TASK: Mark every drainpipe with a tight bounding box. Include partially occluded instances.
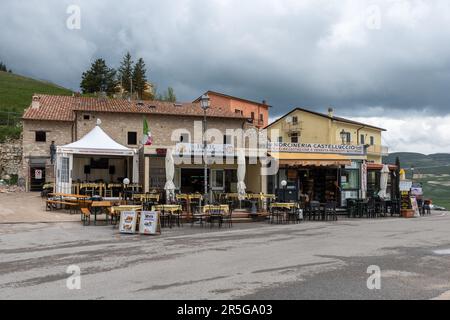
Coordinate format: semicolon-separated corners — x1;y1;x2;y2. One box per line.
356;126;365;145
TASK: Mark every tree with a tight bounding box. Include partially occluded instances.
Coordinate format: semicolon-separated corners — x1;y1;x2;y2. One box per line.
132;58;147;99
0;62;7;72
156;86;177;102
165;87;176;102
80;58;117;94
118;52;134;94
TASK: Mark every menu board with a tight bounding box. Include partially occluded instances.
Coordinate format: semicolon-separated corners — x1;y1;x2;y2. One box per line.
410;197;421;217
119;211;137;234
139;211;160;235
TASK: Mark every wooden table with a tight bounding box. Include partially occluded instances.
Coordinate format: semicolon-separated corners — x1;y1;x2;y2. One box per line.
90;201;112;225
152;205;182;213
202;205;229;214
49;193;90;199
111;205;143;213
270;202;298;210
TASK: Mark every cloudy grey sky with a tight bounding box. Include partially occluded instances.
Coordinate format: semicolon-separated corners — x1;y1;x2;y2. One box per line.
1;0;450;154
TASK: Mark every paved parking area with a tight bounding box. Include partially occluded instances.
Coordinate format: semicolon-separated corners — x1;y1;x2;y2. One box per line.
1;211;450;299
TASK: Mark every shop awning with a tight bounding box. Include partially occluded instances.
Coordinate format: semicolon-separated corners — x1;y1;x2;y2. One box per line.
367;163;398;171
269;152;352;167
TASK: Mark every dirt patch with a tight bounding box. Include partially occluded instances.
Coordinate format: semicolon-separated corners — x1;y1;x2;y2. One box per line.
0;192;79;223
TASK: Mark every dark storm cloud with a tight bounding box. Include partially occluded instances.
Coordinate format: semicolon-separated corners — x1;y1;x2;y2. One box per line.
1;0;450;119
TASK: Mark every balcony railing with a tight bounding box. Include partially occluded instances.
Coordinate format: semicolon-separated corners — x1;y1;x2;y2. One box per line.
281;121;303;134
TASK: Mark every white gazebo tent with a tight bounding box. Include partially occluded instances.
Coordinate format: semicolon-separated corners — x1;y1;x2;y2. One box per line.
55;121;138;194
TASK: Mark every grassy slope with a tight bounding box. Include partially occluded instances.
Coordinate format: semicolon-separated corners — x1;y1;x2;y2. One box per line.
0;71;72;113
385;152;450;209
0;71;72;141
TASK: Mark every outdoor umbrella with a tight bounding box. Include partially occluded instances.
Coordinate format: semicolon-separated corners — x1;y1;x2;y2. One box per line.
164;149;176;203
378;164;390;199
237;149;247;201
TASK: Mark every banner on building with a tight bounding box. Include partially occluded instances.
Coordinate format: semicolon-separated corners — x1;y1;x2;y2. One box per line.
174;143;235;157
268;142;365;155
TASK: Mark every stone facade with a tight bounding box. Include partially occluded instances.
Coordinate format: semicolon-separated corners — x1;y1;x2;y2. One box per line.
21;120;73;189
74;111;250;148
21;110;256;190
0;138;22;179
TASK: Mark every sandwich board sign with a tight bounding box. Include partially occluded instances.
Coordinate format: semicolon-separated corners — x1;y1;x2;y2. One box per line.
139;211;161;235
119;211;137;234
410;197;421;217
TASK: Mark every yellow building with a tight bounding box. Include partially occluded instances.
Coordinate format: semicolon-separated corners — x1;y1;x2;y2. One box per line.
265;107;389;206
266;108;387;163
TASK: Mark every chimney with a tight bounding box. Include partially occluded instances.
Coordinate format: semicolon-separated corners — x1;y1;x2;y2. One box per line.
262;100;267;105
31;95;40;109
328;107;334;118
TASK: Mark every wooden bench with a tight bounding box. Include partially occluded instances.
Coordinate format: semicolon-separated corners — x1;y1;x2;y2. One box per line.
46;200;79;214
81;208;91;225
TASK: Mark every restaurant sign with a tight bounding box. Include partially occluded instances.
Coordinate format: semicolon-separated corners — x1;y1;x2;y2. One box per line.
174;143;235;156
268;142;365;155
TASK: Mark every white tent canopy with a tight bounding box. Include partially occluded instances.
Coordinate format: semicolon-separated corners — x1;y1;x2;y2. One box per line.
55;122;138;194
58;124;135;156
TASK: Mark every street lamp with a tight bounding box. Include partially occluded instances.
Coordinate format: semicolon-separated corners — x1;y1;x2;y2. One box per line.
123;177;130;201
200;94;210;206
340;129;347;144
281;180;288;202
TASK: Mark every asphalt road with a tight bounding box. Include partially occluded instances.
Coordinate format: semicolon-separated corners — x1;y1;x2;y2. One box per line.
1;213;450;300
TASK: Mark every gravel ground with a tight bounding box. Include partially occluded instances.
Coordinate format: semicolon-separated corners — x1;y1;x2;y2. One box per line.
1;209;450;300
0;192;79;224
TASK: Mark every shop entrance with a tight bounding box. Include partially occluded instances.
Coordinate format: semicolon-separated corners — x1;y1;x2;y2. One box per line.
180;168;207;193
275;167;341;204
30;167;46;192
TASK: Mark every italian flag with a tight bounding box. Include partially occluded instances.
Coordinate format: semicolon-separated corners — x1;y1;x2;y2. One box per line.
142;118;153;145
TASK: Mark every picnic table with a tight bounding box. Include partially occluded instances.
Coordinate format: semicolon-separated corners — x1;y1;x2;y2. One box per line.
46;193;91;213
90;201;112;225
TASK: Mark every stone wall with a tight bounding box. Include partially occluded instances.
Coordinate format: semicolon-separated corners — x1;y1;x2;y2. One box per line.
0;138;23;179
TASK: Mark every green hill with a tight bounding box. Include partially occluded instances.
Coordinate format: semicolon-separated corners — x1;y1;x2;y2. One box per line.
384;152;450;209
0;71;72;141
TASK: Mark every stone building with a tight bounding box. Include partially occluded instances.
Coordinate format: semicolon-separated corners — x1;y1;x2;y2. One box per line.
21;94;266;193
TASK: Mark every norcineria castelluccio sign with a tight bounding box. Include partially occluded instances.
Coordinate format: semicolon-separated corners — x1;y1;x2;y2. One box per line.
268;142;366;155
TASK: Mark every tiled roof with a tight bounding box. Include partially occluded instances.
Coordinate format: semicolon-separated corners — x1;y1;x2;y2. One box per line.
266;107;387;131
22;94;247;122
194;90;272;108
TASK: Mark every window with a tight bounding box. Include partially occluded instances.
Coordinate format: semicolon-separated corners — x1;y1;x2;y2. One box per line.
278;136;283;143
360;134;365;145
223;135;232;145
235;109;242;115
127;132;137;145
370;136;374;145
212;169;224;190
251;112;255;119
35;131;46;142
260;114;264;122
180;133;189;143
291;133;298;143
292;116;298;124
341;169;359;190
83;114;91;120
60;157;69;183
345;132;351;143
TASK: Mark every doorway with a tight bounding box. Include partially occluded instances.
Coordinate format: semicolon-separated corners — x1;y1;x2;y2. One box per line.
180;168;207;193
30;167;45;191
